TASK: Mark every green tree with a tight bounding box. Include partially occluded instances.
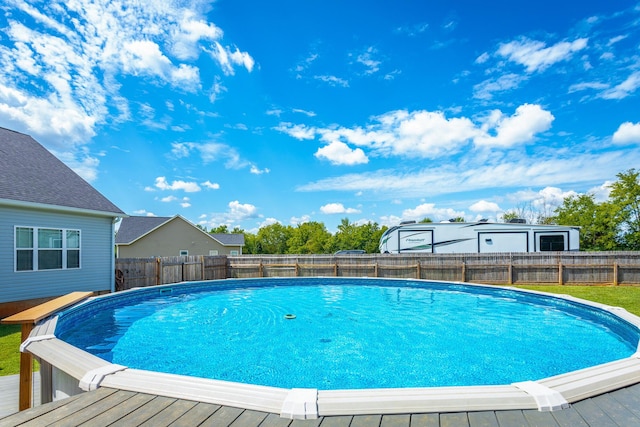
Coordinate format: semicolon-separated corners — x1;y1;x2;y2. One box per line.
243;232;259;254
209;225;229;233
419;218;433;223
331;218;384;253
552;194;618;251
361;222;387;253
609;169;640;250
256;223;293;254
287;222;332;254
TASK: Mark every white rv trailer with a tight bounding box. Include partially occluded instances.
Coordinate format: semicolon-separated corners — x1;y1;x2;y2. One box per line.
379;221;580;254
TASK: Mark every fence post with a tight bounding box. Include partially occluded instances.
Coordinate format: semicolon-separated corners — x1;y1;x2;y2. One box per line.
156;257;162;286
259;261;263;277
375;262;378;277
334;262;338;277
613;262;619;286
461;262;466;282
508;262;513;285
558;262;564;285
416;263;421;279
200;255;205;280
295;262;299;277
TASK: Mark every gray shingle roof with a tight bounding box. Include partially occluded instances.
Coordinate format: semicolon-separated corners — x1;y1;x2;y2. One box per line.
0;127;125;215
116;215;245;246
211;233;245;246
115;216;172;244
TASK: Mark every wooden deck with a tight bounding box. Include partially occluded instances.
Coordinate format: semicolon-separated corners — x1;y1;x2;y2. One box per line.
1;383;640;427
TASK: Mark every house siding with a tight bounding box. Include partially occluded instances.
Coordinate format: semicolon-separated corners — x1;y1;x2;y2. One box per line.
117;217;240;257
0;206;114;304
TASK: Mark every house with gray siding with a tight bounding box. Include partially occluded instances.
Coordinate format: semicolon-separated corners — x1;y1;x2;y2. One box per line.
0;127;125;317
115;215;244;258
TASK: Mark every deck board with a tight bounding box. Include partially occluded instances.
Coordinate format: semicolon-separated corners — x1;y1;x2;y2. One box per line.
522;409;560;427
115;395;178;426
571;399;618;427
169;402;221;427
439;413;469;427
351;414;382;427
198;405;244;427
138;398;198;427
2;384;640;427
47;389;137;427
380;414;411;427
466;411;499;427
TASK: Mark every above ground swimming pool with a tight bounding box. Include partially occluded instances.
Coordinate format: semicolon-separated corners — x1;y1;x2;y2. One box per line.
54;277;640;391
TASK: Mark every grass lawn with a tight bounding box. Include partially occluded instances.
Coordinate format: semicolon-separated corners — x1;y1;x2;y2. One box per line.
0;324;39;377
1;285;640;377
513;285;640;316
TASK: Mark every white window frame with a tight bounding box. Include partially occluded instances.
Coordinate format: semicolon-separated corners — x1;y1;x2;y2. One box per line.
15;226;81;272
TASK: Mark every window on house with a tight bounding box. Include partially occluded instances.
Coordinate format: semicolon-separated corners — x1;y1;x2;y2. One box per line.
179;250;189;256
15;227;81;271
229;250;239;256
209;250;219;256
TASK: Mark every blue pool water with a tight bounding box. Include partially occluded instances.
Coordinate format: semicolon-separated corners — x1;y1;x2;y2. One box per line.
56;278;640;389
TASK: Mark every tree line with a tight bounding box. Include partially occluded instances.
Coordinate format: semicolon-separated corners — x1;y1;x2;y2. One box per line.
205;169;640;253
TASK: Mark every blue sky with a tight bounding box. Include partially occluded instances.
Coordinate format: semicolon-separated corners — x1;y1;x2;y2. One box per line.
2;1;640;233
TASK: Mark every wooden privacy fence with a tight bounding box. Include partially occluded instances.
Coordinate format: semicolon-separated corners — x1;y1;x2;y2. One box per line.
115;252;640;290
115;255;227;290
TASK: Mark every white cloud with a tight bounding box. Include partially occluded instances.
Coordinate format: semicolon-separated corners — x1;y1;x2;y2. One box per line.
473;74;526;100
228;200;258;219
280;104;555;163
497;37;588;73
320;203;361;214
297;150;634;199
589;181;613;202
315;141;369;165
171;12;223;60
160;195;178;202
0;0;251;180
612;122;640;144
210;42;254;75
355;46;381;75
201;180;221;190
475;52;490;64
154;176;201;192
475;104;554;147
52;149;100;182
568;81;609;93
171;141;251;169
275;123;316;140
250;165;271;174
600;71;640;99
133;209;157;216
469;200;501;213
314;75;349;87
401;203;465;222
290;215;311;225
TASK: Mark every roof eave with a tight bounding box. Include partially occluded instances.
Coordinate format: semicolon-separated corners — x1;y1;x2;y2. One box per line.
0;198;127;219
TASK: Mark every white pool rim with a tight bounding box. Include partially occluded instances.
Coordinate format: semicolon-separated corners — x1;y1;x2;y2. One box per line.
22;279;640;420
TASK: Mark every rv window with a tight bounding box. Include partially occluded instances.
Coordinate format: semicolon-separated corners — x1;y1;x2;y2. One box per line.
540;235;565;251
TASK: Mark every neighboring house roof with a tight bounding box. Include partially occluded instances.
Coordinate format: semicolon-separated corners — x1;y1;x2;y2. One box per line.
115;216;172;244
211;233;245;246
115;215;245;246
0;127;125;216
